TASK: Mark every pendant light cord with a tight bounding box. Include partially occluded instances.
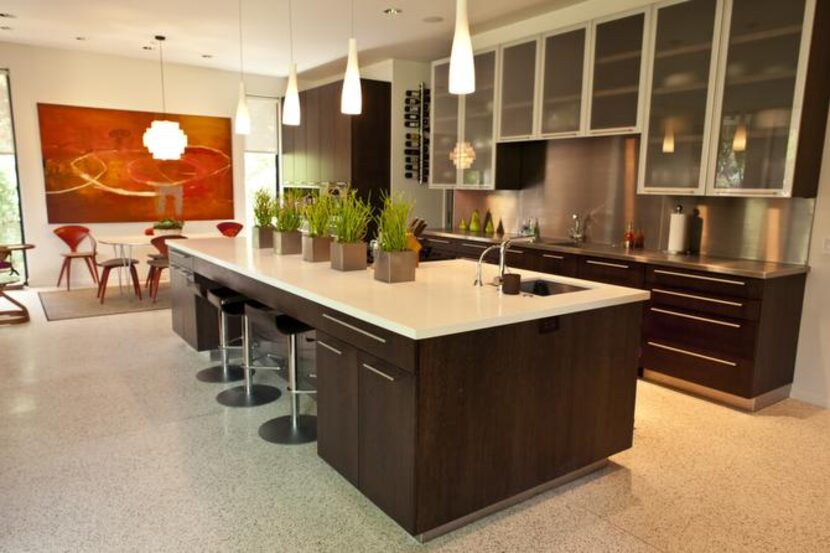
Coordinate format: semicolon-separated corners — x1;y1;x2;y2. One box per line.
157;37;167;114
288;0;294;63
238;0;244;79
350;0;354;37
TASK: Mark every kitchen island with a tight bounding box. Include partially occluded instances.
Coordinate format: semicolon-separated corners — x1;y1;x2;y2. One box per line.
169;238;649;541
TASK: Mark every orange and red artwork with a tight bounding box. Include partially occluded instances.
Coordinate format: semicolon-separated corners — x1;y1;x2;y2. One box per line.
37;103;234;223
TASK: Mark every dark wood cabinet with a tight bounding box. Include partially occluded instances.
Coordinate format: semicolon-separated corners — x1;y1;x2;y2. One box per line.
316;332;359;486
532;250;579;276
577;256;645;288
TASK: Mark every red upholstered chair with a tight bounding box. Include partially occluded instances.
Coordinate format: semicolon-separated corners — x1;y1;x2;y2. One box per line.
146;235;188;302
217;221;243;237
54;225;98;290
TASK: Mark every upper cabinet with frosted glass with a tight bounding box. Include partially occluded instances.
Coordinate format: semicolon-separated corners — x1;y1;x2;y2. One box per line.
429;51;500;189
706;0;824;197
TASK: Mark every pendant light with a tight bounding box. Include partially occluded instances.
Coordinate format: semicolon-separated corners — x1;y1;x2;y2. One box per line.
234;0;251;135
283;0;301;126
340;0;362;114
662;119;675;154
732;120;748;153
449;0;475;95
143;35;188;160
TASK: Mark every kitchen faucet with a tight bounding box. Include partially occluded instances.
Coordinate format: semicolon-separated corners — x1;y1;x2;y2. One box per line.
474;236;537;287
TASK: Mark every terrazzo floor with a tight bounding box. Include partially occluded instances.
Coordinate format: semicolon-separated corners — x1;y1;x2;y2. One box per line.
1;289;829;552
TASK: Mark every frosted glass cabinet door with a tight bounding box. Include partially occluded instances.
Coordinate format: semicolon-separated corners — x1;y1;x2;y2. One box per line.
641;0;718;193
461;51;497;187
499;40;538;139
711;0;807;194
590;13;646;131
541;28;586;136
431;61;460;187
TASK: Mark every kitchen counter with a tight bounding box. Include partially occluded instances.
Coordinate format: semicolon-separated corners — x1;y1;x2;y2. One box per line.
423;229;808;279
169;238;649;340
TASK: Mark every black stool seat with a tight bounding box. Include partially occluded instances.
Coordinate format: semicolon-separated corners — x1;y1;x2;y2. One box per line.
221;302;246;316
207;287;246;308
274;314;313;336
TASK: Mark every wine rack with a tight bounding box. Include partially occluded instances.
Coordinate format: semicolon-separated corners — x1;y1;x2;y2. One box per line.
403;82;430;184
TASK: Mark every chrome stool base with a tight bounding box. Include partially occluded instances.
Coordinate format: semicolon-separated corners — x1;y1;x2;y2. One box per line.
196;364;245;383
258;415;317;444
217;384;280;407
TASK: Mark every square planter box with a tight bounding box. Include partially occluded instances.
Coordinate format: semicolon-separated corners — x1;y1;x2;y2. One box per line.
274;230;302;255
331;242;368;271
252;226;275;249
302;235;332;262
374;250;417;283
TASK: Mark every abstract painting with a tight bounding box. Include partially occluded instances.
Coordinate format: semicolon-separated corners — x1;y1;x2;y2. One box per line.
37;103;234;223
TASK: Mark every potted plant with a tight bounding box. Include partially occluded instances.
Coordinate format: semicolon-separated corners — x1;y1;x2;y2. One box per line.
330;191;372;271
252;188;276;249
302;192;334;262
374;193;416;283
273;190;304;255
153;217;184;236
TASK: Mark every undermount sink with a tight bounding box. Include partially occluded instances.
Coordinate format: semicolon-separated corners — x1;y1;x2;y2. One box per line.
519;279;588;297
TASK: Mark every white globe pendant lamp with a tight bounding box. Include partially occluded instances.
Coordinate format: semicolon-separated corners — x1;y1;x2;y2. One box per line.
234;0;251;135
143;35;188;160
449;0;475;95
283;0;301;126
340;0;362;115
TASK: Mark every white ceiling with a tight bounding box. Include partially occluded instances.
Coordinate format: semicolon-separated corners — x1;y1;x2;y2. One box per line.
0;0;585;79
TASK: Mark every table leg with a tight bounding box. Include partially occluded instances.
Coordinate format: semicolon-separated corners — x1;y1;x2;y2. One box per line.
0;288;29;325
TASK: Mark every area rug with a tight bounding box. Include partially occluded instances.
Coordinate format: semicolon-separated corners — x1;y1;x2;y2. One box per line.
38;284;170;321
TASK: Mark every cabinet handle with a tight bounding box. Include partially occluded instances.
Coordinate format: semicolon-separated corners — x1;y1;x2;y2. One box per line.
322;314;387;344
650;307;741;328
653;269;746;286
362;363;396;382
647;341;737;367
506;249;523;254
586;260;630;270
652;288;744;308
462;242;488;250
427;238;451;244
317;340;342;356
543;254;565;260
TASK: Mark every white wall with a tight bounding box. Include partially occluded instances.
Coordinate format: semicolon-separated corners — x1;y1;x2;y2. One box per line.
0;41;283;287
792;114;830;408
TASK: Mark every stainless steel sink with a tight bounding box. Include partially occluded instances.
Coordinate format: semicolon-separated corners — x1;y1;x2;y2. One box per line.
519;279;587;297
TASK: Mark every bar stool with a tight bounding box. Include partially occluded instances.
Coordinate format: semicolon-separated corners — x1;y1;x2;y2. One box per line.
259;314;317;444
216;301;282;407
196;288;246;383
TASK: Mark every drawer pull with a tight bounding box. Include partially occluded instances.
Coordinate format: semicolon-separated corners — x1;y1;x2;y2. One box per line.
586;260;630;270
317;340;342;356
427;238;451;244
362;363;396;382
322;314;387;344
650;307;741;328
647;341;737;367
462;242;488;250
507;249;524;254
543;254;565;260
653;269;745;286
652;288;744;307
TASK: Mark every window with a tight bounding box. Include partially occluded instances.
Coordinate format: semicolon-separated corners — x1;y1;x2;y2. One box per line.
0;69;25;281
244;96;280;228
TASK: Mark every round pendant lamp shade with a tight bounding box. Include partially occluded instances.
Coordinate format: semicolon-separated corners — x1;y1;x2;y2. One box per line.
341;38;362;115
283;63;301;126
449;0;475;95
143;120;188;160
235;81;251;135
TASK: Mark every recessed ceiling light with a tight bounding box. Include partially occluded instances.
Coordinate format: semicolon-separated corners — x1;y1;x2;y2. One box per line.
0;26;12;31
422;15;444;24
383;8;403;15
201;54;213;59
142;45;154;50
75;36;87;41
0;13;15;19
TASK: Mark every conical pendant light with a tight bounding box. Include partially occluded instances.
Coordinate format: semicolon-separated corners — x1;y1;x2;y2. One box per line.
235;0;251;135
143;35;188;160
283;0;301;126
449;0;475;95
340;0;362;114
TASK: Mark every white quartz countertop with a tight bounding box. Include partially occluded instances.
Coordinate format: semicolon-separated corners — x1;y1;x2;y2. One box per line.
171;238;650;340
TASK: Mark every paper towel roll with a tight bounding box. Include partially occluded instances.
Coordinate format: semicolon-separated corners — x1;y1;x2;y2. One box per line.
667;213;691;254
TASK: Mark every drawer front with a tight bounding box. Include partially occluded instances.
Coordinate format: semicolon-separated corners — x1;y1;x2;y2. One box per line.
649;286;761;321
168;248;193;272
642;341;753;397
578;256;645;288
504;247;535;270
645;306;756;359
646;266;762;299
535;251;578;277
421;237;458;257
456;240;494;260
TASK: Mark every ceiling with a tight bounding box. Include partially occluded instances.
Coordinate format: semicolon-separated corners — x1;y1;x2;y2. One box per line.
0;0;586;79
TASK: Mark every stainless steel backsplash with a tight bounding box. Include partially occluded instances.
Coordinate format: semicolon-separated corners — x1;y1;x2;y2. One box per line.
453;136;815;265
